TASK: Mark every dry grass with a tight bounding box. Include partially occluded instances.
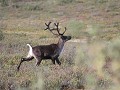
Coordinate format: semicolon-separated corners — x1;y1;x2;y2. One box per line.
0;0;120;90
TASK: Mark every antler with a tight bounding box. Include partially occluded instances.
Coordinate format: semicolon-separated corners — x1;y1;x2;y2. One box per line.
62;27;67;35
44;22;67;36
44;21;52;30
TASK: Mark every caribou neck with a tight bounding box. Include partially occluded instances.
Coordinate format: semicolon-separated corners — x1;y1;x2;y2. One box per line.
57;38;65;51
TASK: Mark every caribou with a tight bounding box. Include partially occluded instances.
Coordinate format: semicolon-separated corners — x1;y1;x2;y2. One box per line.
17;22;71;71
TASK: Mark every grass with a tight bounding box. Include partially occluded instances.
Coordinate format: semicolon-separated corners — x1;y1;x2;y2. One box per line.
0;0;120;90
0;35;120;90
66;19;86;38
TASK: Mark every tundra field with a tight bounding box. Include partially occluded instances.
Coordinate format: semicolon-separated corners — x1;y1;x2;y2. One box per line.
0;0;120;90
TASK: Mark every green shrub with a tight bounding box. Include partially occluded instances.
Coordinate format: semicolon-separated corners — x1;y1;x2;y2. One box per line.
103;38;120;60
0;0;8;7
95;78;113;90
66;20;86;38
58;0;73;5
60;0;73;3
95;0;108;4
26;5;43;11
0;30;4;41
12;2;44;11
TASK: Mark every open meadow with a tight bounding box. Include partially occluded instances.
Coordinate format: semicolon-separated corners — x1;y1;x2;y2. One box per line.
0;0;120;90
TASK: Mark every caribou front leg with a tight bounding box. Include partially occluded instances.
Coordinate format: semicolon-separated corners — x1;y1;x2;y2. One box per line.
51;58;55;64
56;58;61;65
52;53;61;65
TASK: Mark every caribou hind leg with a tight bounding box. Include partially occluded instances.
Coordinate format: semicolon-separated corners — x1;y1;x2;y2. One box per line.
17;44;34;71
17;56;34;71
